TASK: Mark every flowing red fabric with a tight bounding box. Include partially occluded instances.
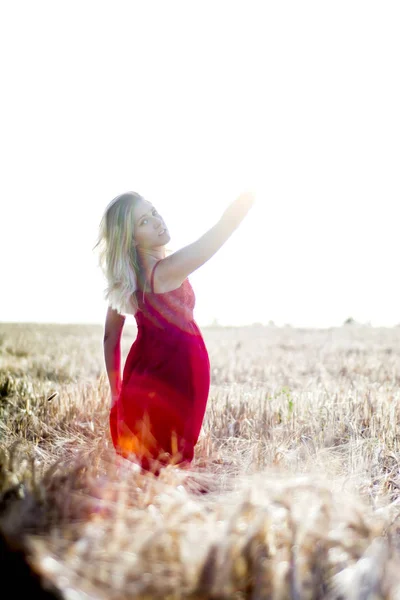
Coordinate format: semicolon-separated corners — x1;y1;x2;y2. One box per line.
109;261;210;471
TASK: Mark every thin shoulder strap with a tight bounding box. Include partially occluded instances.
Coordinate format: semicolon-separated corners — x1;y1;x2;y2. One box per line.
150;260;161;293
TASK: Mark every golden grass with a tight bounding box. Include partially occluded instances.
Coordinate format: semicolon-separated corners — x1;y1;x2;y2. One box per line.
1;322;400;598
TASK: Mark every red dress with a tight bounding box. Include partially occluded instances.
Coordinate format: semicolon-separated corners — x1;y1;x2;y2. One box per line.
109;260;210;470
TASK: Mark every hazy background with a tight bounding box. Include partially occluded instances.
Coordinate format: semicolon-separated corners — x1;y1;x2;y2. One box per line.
1;1;399;328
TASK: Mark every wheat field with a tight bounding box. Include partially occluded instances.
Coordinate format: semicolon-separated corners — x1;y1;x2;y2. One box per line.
1;321;400;599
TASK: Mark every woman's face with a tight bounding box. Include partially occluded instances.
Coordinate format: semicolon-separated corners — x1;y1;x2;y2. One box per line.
133;198;170;249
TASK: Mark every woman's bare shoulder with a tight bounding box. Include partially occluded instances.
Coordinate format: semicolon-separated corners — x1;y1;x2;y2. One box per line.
152;257;185;293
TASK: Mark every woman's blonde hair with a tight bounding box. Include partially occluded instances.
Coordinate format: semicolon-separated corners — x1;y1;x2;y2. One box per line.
94;192;143;315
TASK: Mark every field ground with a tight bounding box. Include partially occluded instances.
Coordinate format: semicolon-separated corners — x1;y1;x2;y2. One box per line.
1;322;400;598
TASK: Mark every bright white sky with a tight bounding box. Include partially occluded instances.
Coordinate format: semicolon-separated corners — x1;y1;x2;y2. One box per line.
1;1;399;328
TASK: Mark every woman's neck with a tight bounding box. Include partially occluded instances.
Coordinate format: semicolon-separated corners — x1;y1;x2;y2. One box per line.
136;248;166;263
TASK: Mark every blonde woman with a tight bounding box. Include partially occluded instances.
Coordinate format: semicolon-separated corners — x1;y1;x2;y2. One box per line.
96;191;254;471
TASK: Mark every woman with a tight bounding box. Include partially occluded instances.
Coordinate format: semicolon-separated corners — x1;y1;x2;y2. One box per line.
96;191;254;471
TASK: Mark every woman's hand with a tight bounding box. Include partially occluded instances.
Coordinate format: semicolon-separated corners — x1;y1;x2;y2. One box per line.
222;192;256;228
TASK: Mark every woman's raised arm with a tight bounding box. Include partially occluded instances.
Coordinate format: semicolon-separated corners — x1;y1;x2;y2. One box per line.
157;192;255;288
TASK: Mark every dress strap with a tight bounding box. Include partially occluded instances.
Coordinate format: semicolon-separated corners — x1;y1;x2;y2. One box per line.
150;260;161;293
